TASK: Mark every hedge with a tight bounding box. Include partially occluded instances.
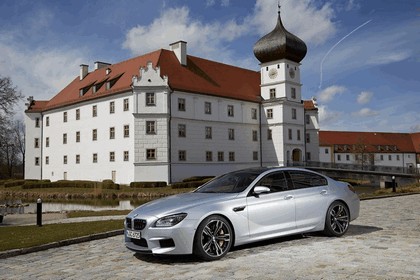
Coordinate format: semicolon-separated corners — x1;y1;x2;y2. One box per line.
182;176;215;183
4;180;26;188
171;177;214;189
130;181;167;188
21;180;119;190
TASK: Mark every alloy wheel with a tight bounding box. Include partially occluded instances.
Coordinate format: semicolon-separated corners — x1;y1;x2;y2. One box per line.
328;203;349;235
200;219;231;258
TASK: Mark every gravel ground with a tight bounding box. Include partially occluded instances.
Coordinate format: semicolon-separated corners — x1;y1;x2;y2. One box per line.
0;194;419;280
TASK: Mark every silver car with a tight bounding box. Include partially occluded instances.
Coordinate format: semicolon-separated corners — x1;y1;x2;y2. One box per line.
125;167;360;260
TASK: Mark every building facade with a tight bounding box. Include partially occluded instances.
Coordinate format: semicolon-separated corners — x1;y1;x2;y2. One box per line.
319;131;420;172
24;13;319;184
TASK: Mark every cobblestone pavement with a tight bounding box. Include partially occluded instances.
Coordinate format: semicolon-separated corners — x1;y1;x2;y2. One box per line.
1;195;419;280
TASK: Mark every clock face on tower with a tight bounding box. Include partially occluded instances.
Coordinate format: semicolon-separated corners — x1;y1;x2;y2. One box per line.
289;68;295;79
268;68;278;79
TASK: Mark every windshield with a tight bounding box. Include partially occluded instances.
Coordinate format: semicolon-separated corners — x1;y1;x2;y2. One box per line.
195;171;259;193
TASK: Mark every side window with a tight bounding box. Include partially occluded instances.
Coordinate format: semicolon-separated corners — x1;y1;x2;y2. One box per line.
287;171;328;189
256;172;288;193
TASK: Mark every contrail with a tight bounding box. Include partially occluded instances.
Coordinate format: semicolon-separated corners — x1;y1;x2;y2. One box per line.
319;19;372;89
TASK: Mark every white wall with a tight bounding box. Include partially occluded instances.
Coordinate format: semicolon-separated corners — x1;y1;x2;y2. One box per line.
170;91;260;182
319;146;332;163
24;113;42;179
41;92;134;184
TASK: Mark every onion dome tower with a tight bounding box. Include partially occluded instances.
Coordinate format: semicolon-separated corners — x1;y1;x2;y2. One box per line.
256;7;308;167
253;11;307;64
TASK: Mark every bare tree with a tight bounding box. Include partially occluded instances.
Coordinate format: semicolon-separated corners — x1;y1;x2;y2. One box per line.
0;127;19;178
0;76;23;121
352;137;374;170
13;119;25;162
0;76;23;178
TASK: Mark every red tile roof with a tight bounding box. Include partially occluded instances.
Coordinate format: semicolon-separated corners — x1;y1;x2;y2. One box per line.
410;132;420;153
319;131;418;153
25;101;48;113
26;49;263;112
303;100;317;110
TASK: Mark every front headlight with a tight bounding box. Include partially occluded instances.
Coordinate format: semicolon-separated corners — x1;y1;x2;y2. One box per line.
155;213;187;227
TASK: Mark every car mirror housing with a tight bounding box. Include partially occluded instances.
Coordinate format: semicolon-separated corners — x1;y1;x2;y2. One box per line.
253;186;270;195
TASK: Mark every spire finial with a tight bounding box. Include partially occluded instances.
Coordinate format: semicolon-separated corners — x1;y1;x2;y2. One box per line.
278;1;281;14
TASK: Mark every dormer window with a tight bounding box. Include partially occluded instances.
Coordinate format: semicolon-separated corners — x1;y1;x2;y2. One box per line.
93;79;107;93
105;74;123;91
79;83;93;96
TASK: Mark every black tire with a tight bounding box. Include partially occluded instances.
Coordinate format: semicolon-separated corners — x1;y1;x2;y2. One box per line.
324;201;350;237
193;215;233;261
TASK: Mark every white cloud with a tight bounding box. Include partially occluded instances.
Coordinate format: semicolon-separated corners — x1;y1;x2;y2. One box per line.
366;51;411;65
410;124;420;132
206;0;229;7
221;0;230;7
357;91;373;104
206;0;216;7
344;0;361;11
317;85;346;103
123;6;247;62
123;0;338;62
318;105;343;128
314;19;416;76
252;0;337;45
0;41;88;101
352;108;379;117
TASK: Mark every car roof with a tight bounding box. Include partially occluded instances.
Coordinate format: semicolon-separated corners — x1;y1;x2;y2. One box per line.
233;166;300;173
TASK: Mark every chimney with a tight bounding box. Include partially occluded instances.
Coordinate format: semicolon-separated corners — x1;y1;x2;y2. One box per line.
94;61;111;70
80;64;89;80
170;41;187;66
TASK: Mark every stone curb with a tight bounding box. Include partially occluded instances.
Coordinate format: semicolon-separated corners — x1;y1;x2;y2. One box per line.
0;229;124;259
360;191;420;201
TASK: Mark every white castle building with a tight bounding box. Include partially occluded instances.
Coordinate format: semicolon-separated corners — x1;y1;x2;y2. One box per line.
24;12;320;184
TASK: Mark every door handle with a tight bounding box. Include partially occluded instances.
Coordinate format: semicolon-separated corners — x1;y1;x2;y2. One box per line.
320;190;327;195
233;206;246;212
284;195;294;200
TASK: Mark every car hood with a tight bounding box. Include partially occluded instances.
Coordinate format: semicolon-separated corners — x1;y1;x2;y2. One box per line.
129;192;238;218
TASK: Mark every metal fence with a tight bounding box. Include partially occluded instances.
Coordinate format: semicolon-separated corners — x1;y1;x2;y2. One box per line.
287;161;420;176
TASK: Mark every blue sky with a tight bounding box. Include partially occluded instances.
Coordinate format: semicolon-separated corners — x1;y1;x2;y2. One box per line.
0;0;419;132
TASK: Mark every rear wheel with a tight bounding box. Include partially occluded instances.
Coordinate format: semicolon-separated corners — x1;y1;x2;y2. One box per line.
193;215;232;261
324;201;350;237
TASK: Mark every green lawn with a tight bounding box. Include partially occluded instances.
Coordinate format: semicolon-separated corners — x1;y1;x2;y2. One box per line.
0;220;123;252
66;210;131;218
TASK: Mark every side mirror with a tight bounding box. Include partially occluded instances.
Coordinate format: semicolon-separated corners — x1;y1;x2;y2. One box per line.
253;186;270;195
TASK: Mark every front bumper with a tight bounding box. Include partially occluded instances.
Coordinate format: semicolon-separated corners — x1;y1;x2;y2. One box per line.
124;217;197;255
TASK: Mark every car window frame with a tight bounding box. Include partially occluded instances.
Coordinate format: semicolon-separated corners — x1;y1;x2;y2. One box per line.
285;170;328;190
249;171;290;195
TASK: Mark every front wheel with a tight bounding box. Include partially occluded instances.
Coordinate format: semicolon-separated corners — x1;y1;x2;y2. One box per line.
324;201;350;237
193;215;233;261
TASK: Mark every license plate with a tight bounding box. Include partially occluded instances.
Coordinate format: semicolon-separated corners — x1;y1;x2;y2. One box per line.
126;230;141;240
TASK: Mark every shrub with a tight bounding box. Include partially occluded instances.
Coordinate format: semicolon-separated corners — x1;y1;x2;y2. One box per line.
51;180;95;188
22;180;52;189
4;180;26;188
171;177;214;189
130;181;167;188
102;179;120;190
171;181;202;189
182;176;214;183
